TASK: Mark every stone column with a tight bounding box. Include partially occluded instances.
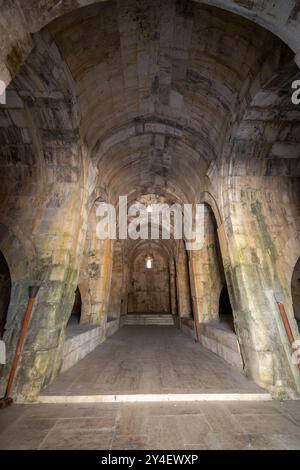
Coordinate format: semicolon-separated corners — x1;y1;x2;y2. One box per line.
175;243;192;318
188;205;224;324
222;177;300;397
169;259;177;315
98;239;113;328
79;206;113;329
107;241;124;320
14;163;90;400
120;259;130;316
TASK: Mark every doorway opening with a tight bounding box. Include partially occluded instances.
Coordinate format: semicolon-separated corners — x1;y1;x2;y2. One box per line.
0;251;11;338
291;257;300;332
67;286;82;327
219;284;235;332
128;247;170;315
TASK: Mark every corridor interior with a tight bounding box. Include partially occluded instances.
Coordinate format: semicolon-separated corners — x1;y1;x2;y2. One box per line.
0;0;300;450
1;325;300;450
40;326;263;399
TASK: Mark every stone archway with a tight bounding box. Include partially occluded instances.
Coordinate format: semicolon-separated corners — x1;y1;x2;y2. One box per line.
0;0;299;402
218;284;234;332
128;245;171;315
67;287;82;327
1;0;299;93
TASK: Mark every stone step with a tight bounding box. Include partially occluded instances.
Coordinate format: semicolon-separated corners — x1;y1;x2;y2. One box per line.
36;393;272;404
124;314;174;325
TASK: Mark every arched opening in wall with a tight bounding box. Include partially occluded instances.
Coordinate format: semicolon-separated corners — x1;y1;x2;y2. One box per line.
67;287;82;327
0;251;11;338
128;248;171;315
218;285;234;332
1;0;299;403
291;257;300;332
205;203;235;334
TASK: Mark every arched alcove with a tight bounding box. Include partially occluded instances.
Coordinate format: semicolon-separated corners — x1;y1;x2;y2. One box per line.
219;284;234;332
67;287;82;327
0;251;11;338
291;257;300;332
128;245;171;315
0;0;299;403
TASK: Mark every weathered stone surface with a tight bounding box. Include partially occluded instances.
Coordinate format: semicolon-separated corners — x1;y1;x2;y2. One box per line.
0;0;299;404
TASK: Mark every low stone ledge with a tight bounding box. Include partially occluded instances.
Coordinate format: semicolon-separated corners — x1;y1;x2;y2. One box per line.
180;319;243;370
199;323;238;351
106;318;120;337
62;325;104;373
180;317;197;340
199;323;243;370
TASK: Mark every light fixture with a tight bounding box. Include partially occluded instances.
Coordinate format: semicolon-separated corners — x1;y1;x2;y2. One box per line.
146;255;153;269
147;205;152;213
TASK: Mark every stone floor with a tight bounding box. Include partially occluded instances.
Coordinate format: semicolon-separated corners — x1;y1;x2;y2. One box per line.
0;401;300;449
41;325;262;395
0;325;300;450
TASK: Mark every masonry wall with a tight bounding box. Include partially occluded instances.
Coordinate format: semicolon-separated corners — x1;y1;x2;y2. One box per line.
128;250;170;314
0;0;299;401
292;258;300;322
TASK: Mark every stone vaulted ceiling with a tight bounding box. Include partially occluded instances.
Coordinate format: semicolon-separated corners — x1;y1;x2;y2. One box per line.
44;0;296;204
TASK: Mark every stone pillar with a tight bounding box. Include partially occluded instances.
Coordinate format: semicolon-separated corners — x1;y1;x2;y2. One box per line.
80;207;113;328
223;178;300;398
187;250;201;324
12;170;90;400
176;243;192;318
120;259;130;316
169;259;177;315
188;205;224;324
108;241;124;320
98;239;113;328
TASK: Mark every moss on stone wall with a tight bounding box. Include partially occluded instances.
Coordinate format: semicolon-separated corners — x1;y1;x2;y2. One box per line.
6;44;23;77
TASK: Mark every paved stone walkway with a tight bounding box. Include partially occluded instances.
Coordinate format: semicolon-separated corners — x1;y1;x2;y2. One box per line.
42;326;262;396
0;326;300;449
0;401;300;449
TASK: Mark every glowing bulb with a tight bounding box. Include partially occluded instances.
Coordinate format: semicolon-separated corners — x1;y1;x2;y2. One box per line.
146;257;153;269
147;205;152;213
